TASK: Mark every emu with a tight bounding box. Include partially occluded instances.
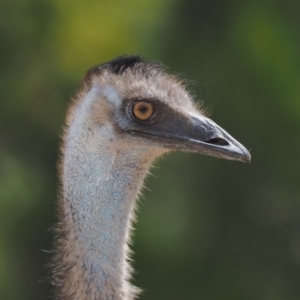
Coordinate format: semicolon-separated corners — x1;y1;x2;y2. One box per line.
54;55;250;300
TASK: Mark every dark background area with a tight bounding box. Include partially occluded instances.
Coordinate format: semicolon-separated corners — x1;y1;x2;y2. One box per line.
1;1;300;299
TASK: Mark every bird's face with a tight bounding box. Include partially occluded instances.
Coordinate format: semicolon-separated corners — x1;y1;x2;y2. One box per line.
80;57;250;163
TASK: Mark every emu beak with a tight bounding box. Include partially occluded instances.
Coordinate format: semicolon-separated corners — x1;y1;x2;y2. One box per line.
152;113;251;163
131;110;251;163
179;114;251;163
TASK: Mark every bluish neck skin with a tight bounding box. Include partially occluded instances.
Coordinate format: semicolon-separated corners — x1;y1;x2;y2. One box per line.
59;88;158;299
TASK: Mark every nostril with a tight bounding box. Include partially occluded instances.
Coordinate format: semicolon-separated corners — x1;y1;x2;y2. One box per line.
205;137;229;146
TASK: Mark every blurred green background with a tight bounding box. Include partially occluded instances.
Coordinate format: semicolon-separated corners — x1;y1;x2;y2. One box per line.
1;0;300;299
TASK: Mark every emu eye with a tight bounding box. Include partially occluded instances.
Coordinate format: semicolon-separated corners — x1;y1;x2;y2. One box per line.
132;101;155;121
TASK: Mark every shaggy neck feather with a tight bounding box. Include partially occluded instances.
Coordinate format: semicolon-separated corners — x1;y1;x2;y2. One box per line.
57;89;158;300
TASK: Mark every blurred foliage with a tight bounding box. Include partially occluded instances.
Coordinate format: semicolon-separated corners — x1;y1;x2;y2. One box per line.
1;0;300;299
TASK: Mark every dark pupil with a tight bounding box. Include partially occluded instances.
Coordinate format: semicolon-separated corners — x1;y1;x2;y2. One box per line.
139;106;148;114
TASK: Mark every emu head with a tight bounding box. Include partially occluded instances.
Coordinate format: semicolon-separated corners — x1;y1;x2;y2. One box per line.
67;55;250;163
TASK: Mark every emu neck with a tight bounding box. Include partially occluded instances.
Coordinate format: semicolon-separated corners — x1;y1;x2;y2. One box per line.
58;91;157;300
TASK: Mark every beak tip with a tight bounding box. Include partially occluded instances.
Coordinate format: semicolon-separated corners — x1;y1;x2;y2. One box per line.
244;155;251;163
241;150;251;163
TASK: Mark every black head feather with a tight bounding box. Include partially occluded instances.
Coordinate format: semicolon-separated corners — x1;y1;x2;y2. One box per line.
80;55;165;93
105;55;144;75
85;55;163;79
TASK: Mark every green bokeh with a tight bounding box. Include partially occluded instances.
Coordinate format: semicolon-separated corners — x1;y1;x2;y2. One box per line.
1;1;300;299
